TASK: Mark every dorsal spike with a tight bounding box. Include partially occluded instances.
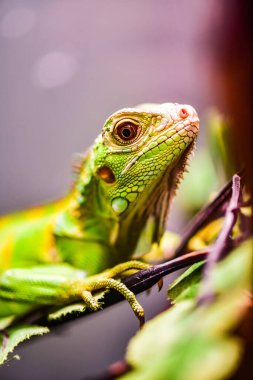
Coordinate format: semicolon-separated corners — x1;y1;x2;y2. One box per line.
71;150;90;188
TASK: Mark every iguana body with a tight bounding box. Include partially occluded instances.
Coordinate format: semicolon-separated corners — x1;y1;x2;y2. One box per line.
0;103;199;323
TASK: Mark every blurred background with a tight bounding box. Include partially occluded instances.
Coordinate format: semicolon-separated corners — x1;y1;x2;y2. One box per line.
0;1;252;379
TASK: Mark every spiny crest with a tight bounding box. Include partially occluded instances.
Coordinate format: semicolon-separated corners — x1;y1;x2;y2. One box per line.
71;151;89;188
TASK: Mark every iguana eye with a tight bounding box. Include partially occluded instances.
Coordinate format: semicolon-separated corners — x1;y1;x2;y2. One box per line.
114;120;141;144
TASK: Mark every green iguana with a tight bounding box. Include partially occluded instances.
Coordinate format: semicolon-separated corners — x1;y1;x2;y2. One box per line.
0;103;199;328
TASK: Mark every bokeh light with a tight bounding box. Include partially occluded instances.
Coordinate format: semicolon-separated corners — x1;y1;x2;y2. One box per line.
33;51;78;88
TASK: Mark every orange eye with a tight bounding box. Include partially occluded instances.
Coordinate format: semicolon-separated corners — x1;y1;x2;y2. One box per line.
114;121;140;143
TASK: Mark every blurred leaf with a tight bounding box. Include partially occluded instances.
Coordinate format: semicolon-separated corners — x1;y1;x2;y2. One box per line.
122;240;251;380
122;299;243;380
0;325;49;365
169;239;252;303
187;218;224;251
0;316;15;330
143;231;180;261
177;149;219;212
168;261;205;303
207;109;236;179
176;109;236;215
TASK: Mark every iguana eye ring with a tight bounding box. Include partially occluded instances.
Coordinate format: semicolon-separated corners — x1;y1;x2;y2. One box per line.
114;119;141;144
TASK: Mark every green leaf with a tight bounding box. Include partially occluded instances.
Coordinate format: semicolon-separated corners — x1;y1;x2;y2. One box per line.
168;261;205;303
207;109;236;179
0;324;49;365
123;297;244;380
176;149;219;212
48;303;87;321
122;240;251;380
168;239;252;303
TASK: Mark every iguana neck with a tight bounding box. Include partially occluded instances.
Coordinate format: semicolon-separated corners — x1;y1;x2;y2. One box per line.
54;159;118;246
113;140;196;260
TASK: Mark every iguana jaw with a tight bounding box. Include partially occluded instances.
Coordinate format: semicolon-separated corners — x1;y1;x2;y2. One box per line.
114;116;199;258
121;139;196;250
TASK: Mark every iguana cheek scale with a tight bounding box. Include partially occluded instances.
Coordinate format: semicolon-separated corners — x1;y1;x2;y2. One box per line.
0;103;199;324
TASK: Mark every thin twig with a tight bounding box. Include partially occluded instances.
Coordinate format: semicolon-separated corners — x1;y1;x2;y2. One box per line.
198;174;242;304
122;249;208;294
86;360;129;380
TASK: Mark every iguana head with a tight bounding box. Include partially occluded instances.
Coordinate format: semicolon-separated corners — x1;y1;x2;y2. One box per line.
91;103;199;256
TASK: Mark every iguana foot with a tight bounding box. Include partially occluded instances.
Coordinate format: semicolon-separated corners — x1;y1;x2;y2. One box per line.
67;260;150;326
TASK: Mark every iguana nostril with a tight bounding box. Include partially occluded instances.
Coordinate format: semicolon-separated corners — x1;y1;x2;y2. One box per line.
179;108;188;119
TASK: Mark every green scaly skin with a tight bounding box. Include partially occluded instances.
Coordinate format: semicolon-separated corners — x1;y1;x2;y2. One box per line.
0;103;199;324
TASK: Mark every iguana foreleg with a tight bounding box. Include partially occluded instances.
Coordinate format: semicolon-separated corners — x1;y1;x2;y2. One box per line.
0;261;149;324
